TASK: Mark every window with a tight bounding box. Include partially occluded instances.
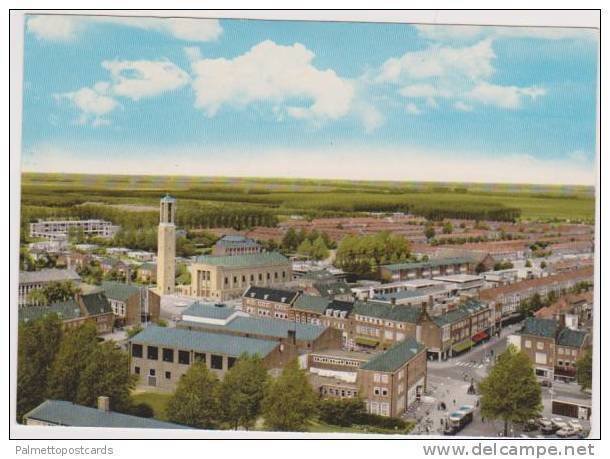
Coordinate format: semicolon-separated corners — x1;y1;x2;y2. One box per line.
258;273;263;281
266;272;271;280
233;276;237;284
381;388;388;396
162;348;174;362
525;340;532;349
149;369;156;376
132;344;143;358
211;354;223;370
178;350;190;365
147;346;158;360
558;348;564;355
374;387;380;395
250;274;255;282
274;272;278;279
195;352;206;363
535;352;547;365
381;374;389;384
228;357;237;368
224;277;229;285
165;371;171;379
134;366;140;375
537;342;544;350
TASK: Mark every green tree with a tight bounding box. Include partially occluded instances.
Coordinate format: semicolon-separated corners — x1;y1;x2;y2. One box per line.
442;221;453;234
335;232;410;276
479;345;542;436
17;314;63;422
166;362;221;429
311;236;330;261
219;354;269;430
575;347;592;391
424;225;436;240
76;341;136;413
46;322;98;402
297;239;313;258
27;281;81;306
261;360;318;431
281;228;299;252
525;259;532;268
540;261;547;269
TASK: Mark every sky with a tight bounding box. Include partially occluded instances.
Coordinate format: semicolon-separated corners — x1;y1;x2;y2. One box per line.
20;15;599;185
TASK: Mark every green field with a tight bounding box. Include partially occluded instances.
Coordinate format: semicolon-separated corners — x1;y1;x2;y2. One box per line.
20;173;595;225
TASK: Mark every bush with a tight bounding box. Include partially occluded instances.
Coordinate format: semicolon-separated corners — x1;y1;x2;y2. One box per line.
356;412;407;430
129;402;155;418
318;398;407;430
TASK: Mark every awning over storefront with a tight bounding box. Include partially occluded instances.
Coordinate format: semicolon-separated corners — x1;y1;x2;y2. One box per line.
472;331;489;343
452;339;474;353
355;336;380;347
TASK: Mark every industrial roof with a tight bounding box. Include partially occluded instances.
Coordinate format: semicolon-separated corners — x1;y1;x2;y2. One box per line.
130;326;278;358
24;400;187;429
182;302;237;320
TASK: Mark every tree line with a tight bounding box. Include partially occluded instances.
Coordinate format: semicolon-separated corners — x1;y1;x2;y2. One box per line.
334;232;411;276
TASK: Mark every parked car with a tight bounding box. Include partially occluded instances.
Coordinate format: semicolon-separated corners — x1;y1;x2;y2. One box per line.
541;380;553;387
568;420;583;432
551;418;569;430
557;427;578;438
522;419;539;432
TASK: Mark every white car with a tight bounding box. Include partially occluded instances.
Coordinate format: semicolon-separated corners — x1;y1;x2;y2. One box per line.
568;420;583;431
538;418;552;428
557;427;577;438
551;418;568;429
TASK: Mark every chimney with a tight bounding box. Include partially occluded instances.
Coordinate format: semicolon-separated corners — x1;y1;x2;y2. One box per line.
97;396;110;413
556;312;566;332
287;329;297;345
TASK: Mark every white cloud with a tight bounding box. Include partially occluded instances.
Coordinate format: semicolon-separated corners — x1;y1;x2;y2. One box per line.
189;40;355;120
56;86;119;125
354;103;384;133
415;24;598;43
184;46;202;62
454;101;473;112
405;103;421;115
378;39;547;113
468;82;546;109
26;15;222;42
567;150;590;162
101;60;190;100
27;15;82;41
377;39;496;83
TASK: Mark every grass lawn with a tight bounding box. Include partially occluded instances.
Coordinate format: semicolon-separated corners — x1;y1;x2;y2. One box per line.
131;391;172;421
306;419;415;435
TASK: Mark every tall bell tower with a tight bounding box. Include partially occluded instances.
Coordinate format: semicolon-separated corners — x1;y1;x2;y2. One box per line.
157;194;176;295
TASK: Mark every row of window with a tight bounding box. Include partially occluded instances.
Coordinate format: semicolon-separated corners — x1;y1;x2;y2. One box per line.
373;387;389;397
224;271;287;286
323;387;357;398
312;355;361;368
132;345;236;370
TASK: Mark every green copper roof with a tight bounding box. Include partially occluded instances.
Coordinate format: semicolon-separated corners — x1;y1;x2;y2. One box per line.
352;300;421;324
101;281;141;302
24;400;187;429
130;325;278;358
293;295;332;314
521;317;558;338
360;338;424;372
19;301;82;323
556;328;588;348
194;251;289;268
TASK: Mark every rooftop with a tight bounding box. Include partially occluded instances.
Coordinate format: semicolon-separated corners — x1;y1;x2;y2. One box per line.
19;268;80;285
433;274;483;283
556;328;588;348
360;338;425;372
521;317;558;338
194;251;289;268
19;301;82;323
182;302;239;320
381;257;473;272
242;286;299;304
130;325;278;358
100;281;142;302
352;300;422;323
24;400;187;429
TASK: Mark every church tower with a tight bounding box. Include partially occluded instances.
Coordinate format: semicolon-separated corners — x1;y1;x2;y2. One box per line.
157;194;176;295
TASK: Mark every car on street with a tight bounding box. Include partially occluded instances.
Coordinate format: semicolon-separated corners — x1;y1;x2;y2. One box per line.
522;419;539;432
551;418;569;430
557;427;578;438
568;420;583;432
539;418;559;435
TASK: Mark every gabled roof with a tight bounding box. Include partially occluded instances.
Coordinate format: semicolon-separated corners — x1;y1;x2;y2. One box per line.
313;281;350;297
80;292;111;316
24;400;187;429
360;338;425;372
242;286;299;304
556;328;588;348
293;295;332;314
301;269;337;281
19;301;82;323
215;235;259;247
194;251;289;268
130;326;278;358
352;300;421;324
521;317;558;338
138;262;157;271
100;281;141;302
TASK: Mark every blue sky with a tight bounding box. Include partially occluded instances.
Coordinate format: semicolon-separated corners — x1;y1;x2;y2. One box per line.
21;15;598;184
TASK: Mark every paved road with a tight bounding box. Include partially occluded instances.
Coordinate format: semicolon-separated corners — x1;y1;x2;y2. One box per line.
410;322;591;437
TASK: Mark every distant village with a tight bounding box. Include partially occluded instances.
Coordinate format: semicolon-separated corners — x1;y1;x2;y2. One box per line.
18;195;594;434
